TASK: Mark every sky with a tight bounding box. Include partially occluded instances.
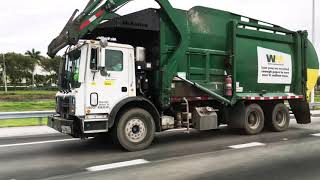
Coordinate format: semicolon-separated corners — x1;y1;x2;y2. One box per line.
0;0;319;56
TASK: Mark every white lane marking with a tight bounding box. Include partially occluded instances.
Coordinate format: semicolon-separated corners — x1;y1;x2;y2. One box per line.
311;133;320;137
86;159;150;172
228;142;265;149
0;138;83;148
165;128;187;132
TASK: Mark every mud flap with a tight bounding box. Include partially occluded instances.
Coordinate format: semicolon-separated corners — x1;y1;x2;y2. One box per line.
224;101;246;128
289;99;311;124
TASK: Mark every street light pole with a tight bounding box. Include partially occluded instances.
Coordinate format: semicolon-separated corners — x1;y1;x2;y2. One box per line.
2;54;7;93
311;0;316;103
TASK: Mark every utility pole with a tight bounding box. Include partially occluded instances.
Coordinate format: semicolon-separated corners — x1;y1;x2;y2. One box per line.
2;54;7;93
311;0;316;103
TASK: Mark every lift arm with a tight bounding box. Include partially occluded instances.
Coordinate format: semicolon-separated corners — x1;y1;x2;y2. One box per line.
48;0;189;107
48;0;187;58
47;0;127;58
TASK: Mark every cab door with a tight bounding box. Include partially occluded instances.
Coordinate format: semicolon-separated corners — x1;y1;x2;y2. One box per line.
86;45;134;115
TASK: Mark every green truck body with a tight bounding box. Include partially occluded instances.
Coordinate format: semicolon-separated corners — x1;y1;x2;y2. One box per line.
48;0;319;151
157;6;318;104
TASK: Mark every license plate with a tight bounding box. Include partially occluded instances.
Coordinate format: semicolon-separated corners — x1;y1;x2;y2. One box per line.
61;125;72;134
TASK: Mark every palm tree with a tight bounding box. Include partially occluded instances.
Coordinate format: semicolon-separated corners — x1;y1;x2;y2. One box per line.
25;48;41;60
25;48;41;87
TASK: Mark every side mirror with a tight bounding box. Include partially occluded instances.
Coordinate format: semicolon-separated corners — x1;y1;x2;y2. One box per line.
98;48;105;68
90;48;98;71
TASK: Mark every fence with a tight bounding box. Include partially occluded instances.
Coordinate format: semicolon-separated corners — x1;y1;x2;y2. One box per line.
0;111;55;125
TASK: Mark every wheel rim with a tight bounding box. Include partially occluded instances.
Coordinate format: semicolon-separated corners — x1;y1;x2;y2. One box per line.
125;118;147;143
275;109;286;127
248;111;261;130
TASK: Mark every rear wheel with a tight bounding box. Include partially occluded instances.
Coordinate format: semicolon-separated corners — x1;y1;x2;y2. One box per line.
243;104;265;135
113;108;155;151
268;103;290;132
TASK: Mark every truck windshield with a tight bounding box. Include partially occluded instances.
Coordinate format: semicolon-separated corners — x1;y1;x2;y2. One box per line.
65;49;81;89
58;48;82;91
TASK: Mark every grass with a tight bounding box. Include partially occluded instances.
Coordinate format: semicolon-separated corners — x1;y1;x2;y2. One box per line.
0;100;55;112
0;90;56;101
0;100;54;128
0;90;56;95
0;118;48;128
0;90;55;128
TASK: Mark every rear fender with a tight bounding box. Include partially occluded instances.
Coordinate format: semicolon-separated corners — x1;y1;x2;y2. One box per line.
289;99;311;124
225;101;246;128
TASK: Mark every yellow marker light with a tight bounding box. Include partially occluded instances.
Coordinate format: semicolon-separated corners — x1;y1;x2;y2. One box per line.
104;80;114;86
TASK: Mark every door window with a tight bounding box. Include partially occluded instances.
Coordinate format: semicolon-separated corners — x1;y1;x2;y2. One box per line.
105;50;123;72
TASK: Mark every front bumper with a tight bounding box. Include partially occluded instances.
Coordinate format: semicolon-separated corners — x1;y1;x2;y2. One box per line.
48;114;109;136
48;115;75;135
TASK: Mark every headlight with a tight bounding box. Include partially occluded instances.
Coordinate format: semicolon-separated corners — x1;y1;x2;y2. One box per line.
90;93;98;106
69;97;76;114
55;97;60;113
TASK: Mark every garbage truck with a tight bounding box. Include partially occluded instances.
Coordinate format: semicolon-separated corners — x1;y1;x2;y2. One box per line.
48;0;319;151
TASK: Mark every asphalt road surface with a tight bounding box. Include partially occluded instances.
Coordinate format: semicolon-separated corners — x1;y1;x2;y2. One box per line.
1;118;320;180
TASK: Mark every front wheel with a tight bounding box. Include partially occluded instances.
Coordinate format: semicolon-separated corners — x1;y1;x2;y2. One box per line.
113;108;155;151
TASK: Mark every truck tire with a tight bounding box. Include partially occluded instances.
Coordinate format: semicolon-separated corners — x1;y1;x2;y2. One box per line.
243;104;265;135
113;108;155;151
268;103;290;132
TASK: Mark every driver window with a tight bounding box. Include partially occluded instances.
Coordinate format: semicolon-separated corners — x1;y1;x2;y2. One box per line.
105;49;123;72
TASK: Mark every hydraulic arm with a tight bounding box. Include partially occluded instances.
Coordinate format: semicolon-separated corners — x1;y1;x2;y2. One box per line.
47;0;129;58
47;0;187;58
48;0;189;107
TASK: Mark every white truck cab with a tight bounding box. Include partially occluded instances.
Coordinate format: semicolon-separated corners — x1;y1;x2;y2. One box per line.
50;40;142;135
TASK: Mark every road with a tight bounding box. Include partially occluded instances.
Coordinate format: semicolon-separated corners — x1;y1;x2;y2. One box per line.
1;118;320;180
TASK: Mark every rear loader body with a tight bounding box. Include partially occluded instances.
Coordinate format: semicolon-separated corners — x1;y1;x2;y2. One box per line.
48;1;319;151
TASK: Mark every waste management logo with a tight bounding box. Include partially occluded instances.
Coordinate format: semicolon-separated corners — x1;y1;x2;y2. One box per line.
266;54;285;64
257;47;292;84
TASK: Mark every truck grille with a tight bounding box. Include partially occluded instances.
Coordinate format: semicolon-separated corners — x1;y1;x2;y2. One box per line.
57;97;72;119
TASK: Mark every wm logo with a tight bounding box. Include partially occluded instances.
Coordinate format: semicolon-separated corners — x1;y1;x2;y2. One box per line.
266;54;285;64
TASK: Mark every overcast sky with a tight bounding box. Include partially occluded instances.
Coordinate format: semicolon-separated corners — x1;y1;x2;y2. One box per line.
0;0;319;56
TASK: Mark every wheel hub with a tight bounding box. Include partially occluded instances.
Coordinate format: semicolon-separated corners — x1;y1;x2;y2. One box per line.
125;118;147;143
248;112;261;129
132;125;140;134
275;110;286;127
